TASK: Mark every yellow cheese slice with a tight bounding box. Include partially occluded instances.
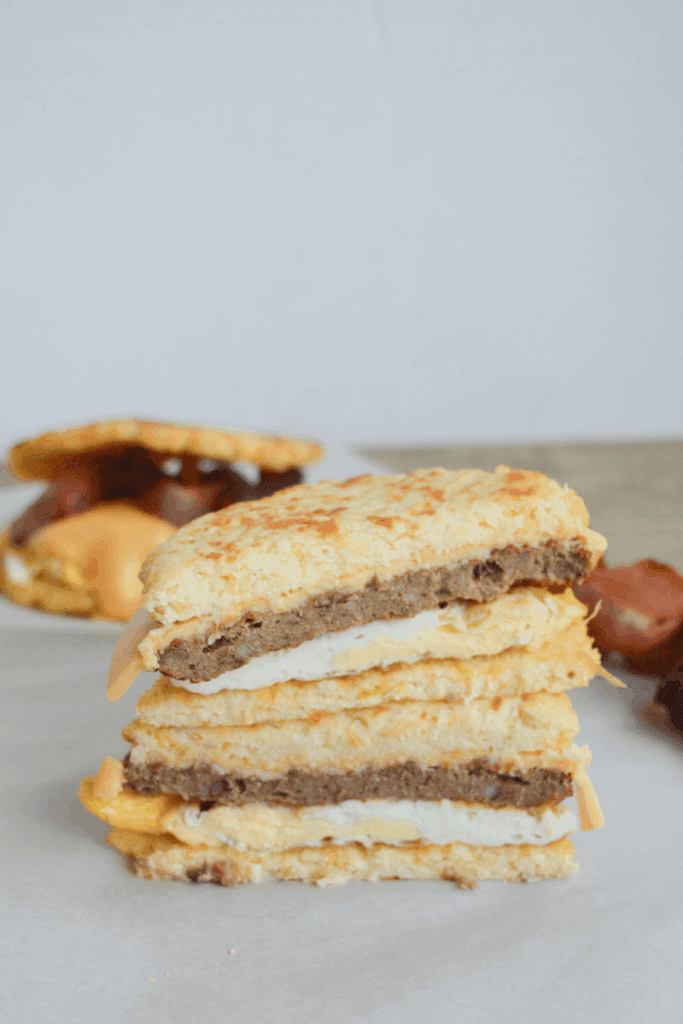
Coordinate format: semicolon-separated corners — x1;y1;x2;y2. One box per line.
32;505;174;621
573;768;604;831
107;606;157;701
92;756;124;799
79;774;180;833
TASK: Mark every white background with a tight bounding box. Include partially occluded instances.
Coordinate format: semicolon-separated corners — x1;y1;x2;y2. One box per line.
2;0;682;453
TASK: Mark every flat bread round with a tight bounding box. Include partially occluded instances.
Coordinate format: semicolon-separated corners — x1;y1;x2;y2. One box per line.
7;419;324;480
137;466;606;637
107;828;578;888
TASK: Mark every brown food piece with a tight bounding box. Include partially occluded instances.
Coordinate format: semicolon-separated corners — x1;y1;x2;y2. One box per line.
139;466;303;526
635;628;683;680
9;473;98;546
574;559;683;675
159;542;591;681
8;446;303;543
139;477;236;528
139;464;253;527
123;757;573;809
250;467;303;499
647;657;683;734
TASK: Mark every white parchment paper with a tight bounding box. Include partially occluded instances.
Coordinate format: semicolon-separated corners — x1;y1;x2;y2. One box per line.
1;448;681;1024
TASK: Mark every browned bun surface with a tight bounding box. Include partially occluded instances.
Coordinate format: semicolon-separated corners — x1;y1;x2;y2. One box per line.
7;418;323;480
108;828;577;888
138;466;606;643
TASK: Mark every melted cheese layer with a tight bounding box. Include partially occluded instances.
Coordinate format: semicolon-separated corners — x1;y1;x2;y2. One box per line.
78;776;576;855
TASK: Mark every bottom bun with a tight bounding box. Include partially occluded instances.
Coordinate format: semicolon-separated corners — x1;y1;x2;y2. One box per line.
107;829;577;889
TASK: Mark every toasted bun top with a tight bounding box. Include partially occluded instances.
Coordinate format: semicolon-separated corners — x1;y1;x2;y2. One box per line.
139;466;606;628
7;419;324;480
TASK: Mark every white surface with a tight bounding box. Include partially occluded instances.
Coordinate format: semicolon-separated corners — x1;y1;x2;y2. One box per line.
1;446;682;1022
1;0;683;451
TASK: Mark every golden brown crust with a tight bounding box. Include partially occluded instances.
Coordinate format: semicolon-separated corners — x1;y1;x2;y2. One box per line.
137;466;606;632
123;691;587;778
107;828;577;887
7;419;324;481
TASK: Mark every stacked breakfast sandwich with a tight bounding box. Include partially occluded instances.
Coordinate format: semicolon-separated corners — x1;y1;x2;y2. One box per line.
80;466;613;888
1;418;322;621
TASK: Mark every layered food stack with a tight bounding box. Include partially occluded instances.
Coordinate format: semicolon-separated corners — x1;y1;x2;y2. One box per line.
1;419;322;621
81;466;612;888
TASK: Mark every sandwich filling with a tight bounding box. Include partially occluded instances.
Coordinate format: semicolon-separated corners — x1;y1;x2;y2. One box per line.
153;544;592;681
123;757;573;808
166;587;585;694
172;797;577;851
136;622;602;727
81;774;574;852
